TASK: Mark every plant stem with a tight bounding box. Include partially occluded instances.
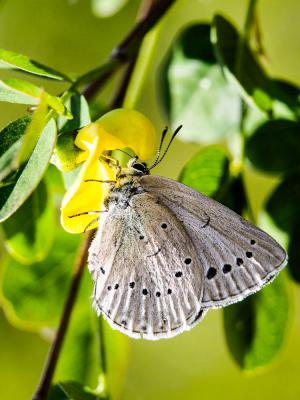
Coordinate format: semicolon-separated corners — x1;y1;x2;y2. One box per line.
32;230;94;400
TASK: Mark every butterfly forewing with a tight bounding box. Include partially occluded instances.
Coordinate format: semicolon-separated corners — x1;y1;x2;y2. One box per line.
141;175;287;309
88;191;204;340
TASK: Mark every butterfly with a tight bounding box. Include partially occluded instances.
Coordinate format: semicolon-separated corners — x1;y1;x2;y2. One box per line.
84;127;287;340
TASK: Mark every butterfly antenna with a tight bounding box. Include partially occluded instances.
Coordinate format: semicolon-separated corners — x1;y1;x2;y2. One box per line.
148;125;183;170
147;126;168;170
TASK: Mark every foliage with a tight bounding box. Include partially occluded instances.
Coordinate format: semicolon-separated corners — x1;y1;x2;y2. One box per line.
0;1;299;399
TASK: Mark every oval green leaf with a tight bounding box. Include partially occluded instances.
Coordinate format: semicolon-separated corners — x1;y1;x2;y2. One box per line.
246;119;300;174
0;118;56;222
224;273;289;370
179;146;231;197
0;48;71;81
1;179;56;264
266;173;300;233
161;24;240;143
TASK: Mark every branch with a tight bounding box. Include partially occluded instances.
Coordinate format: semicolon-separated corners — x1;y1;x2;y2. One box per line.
82;0;176;100
32;230;94;400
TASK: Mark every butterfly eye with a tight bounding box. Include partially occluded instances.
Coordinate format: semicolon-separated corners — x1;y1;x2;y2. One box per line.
132;163;148;174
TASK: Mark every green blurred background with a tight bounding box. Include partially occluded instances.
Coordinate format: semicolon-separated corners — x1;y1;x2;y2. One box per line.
0;0;300;399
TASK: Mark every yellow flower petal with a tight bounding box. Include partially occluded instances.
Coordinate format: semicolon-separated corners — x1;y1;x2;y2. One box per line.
96;108;157;160
61;108;157;233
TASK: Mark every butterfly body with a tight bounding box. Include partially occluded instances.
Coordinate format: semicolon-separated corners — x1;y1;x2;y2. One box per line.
88;162;287;340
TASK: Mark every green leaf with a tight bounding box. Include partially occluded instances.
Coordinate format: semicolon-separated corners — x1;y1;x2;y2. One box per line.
1;179;55;264
212;15;300;117
15;93;48;165
0;115;31;157
91;0;129;18
0;48;71;81
246;119;300;174
266;173;300;233
57;94;91;133
179;146;231;197
161;24;240;143
0;227;80;329
287;226;300;283
0;118;56;222
212;15;272;112
0;79;71;117
219;174;247;216
55;271;99;386
224;273;289;370
0;115;31;181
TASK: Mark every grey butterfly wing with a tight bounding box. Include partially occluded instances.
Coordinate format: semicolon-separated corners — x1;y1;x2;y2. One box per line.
88;191;205;340
141;175;287;309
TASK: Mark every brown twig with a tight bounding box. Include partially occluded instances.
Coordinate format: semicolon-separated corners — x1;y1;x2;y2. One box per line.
32;2;176;400
83;0;175;101
32;230;94;400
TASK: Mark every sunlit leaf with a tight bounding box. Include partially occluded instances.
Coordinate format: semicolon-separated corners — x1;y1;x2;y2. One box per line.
91;0;129;18
161;24;240;143
0;118;56;222
246;119;300;174
0;48;71;81
0;79;71;117
15;93;48;166
266;173;300;233
0;227;80;329
224;273;289;370
179;146;230;197
1;179;56;264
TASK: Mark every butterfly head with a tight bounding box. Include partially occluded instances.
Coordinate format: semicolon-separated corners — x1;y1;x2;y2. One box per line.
127;158;149;176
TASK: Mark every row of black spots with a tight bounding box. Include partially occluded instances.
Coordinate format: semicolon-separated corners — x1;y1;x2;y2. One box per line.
107;283;120;291
127;282;173;297
206;249;255;280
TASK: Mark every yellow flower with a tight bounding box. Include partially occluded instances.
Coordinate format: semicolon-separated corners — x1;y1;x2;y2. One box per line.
61;108;157;233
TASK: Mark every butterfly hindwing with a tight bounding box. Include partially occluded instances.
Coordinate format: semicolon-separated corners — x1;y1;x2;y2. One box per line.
88;191;204;340
141;175;287;309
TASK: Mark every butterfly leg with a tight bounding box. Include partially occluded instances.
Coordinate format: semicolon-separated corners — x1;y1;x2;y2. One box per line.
68;210;107;219
84;179;116;184
84;217;101;233
100;153;122;176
